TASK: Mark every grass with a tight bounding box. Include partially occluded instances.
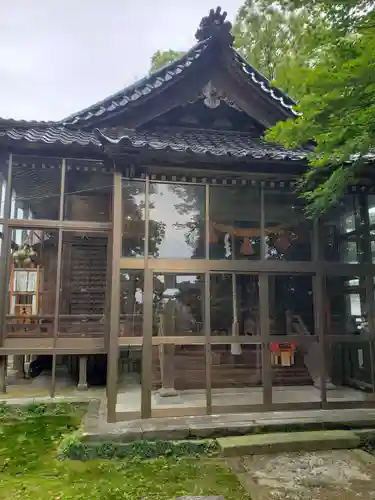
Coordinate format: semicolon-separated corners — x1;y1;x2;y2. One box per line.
0;402;250;499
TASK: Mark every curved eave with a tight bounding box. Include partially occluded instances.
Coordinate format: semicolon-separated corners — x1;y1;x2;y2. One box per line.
96;128;309;162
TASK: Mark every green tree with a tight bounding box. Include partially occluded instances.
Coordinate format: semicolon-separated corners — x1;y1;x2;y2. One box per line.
150;49;184;72
266;3;375;215
233;0;311;90
150;2;316;94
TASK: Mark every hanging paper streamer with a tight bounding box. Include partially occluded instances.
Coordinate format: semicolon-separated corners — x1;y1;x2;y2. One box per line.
224;233;231;258
265;240;270;259
230;272;242;355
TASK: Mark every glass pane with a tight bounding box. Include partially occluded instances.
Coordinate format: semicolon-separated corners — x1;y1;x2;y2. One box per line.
151;344;206;415
326;341;374;402
368;196;375;263
120;270;143;337
64;161;112;222
210;273;260;337
122;181;145;258
271;340;322;405
209;185;261;260
264;190;311;261
7;353;51;396
268;275;315;336
368;195;375;226
149;183;205;259
7;228;58;342
11;157;61;220
211;342;263;409
323;195;364;263
153;274;204;336
58;231;109;338
0;168;7;219
326;276;368;335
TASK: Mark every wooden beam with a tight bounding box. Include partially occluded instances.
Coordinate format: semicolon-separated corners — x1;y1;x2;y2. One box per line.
8;219;111;231
212;70;279;128
222;48;294;124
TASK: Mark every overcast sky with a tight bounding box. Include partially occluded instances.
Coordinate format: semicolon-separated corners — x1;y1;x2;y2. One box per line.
0;1;244;121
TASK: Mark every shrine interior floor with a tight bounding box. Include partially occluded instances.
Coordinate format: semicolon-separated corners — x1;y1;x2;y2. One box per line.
3;369;374;415
115;379;375;415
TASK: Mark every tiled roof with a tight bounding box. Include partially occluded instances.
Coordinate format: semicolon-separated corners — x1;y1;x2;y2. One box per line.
0;126;99;147
96;127;308;161
61;39;210;127
60;39;298;128
0;124;307;161
233;51;298;116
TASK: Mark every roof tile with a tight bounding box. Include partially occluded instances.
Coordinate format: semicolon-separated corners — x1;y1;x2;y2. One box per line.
0;124;309;161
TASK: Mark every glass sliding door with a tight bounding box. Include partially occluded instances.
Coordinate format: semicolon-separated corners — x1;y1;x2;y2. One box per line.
267;273;322;408
150;272;207;417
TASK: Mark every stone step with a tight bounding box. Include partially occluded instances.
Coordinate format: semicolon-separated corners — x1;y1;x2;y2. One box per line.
217;430;360;457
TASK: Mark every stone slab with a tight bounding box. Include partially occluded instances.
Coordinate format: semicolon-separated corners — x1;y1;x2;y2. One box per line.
218;430;361;457
354;428;375;445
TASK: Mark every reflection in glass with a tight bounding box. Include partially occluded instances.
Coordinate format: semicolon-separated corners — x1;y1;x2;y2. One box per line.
64;163;112;222
264;190;311;261
7;229;58;339
368;195;375;263
326;276;368;335
120;270;143;337
151;344;206;412
153;274;204;335
271;340;320;405
11;161;61;220
210;274;260;338
149;183;205;258
326;341;373;402
268;275;315;336
211;343;263;408
0;171;6;219
122;181;146;258
323;195;364;263
209;186;260;260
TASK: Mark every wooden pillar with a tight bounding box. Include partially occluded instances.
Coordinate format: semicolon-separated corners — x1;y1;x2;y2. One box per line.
158;274;178;397
106;171;122;422
12;355;24;378
0;154;12;349
77;355;88;390
0;356;6;393
158;300;177;396
260;274;272;409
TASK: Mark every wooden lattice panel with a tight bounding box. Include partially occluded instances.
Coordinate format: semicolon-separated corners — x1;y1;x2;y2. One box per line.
69;238;107;315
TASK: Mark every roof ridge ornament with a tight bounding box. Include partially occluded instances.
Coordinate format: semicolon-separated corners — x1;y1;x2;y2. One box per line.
202;81;221;109
195;6;234;44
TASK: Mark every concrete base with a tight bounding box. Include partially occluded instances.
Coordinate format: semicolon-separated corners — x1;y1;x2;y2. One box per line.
77;383;89;391
218;430;360;456
313;379;336;390
155;387;183;405
82;403;375;444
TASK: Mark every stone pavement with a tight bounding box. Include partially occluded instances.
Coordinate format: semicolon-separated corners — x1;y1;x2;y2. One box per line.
229;449;375;499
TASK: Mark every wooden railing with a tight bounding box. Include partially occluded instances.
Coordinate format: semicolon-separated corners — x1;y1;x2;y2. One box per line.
5;313;146;339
